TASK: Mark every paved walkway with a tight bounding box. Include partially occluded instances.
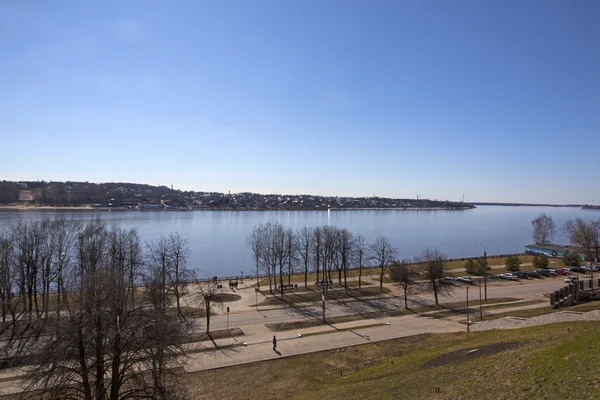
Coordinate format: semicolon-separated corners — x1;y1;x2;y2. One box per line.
184;314;463;372
470;309;600;331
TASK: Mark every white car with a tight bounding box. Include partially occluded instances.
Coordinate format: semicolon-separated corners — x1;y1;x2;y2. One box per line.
456;276;475;284
500;273;518;281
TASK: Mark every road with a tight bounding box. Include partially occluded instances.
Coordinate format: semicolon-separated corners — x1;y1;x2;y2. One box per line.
205;276;567;332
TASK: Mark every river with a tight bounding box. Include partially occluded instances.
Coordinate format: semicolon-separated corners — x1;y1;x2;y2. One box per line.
0;206;598;277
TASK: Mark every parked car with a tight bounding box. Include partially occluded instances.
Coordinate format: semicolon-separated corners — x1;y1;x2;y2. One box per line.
571;267;586;274
500;273;519;281
536;269;551;277
528;271;542;279
564;277;579;283
556;269;568;276
514;271;530;279
456;276;476;284
592;266;600;272
440;277;459;286
581;266;592;273
546;269;557;276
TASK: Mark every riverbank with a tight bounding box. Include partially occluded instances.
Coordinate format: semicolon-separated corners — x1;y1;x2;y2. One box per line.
0;205;474;212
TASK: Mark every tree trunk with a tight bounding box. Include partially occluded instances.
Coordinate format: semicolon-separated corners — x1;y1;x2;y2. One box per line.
256;260;260;291
380;264;384;292
433;282;439;305
95;310;105;400
304;261;308;288
358;264;362;289
343;268;347;291
109;333;121;400
205;301;211;334
77;322;93;400
404;286;408;309
279;263;284;300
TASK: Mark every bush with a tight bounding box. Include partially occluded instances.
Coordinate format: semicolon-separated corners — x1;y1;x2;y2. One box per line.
505;255;521;272
464;258;487;276
532;254;549;269
563;251;581;267
464;259;476;275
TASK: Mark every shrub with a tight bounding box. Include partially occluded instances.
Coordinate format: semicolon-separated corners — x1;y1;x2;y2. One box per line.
563;251;581;267
532;254;549;269
465;258;488;276
505;255;521;272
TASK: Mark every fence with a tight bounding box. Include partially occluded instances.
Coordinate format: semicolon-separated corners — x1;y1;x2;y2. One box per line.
550;279;600;308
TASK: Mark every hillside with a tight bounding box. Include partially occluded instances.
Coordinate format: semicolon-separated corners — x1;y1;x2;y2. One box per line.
181;321;600;400
0;181;473;210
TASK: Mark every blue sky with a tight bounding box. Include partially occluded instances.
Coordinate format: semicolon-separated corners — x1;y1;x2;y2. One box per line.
1;0;599;204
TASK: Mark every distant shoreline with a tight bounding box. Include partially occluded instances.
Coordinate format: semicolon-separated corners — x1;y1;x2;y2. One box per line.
0;205;473;212
472;202;583;207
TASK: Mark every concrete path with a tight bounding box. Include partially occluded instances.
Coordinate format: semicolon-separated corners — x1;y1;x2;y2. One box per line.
470;309;600;331
184;314;463;372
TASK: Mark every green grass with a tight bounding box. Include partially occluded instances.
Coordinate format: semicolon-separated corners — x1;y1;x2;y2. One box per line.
180;321;600;400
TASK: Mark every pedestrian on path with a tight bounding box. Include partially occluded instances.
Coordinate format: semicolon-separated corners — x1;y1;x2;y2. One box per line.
273;335;277;350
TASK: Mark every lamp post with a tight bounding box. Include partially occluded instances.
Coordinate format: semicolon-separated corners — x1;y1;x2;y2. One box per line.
466;286;470;333
478;277;483;320
478;241;488;301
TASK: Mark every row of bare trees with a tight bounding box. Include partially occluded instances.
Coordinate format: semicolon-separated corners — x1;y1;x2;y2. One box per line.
0;218;195;400
247;222;400;297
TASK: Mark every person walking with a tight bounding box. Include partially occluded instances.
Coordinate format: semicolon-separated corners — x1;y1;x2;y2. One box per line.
273;335;277;350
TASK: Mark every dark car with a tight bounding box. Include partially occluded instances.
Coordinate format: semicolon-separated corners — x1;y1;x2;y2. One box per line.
528;271;542;279
537;269;551;277
514;271;530;279
441;277;460;286
570;267;586;274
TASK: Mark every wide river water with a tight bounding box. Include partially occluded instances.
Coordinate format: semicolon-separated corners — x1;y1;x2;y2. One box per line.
0;206;598;277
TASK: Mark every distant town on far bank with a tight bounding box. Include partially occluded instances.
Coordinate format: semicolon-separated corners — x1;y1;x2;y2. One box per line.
0;180;474;211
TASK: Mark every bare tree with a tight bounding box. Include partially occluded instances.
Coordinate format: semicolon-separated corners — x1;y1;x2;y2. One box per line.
168;232;192;317
370;235;397;292
17;219;190;400
0;230;14;325
285;228;296;286
417;248;453;305
531;213;556;244
389;260;416;309
296;227;313;288
354;235;367;289
195;281;223;334
313;227;323;284
564;218;597;261
247;224;265;290
338;229;353;290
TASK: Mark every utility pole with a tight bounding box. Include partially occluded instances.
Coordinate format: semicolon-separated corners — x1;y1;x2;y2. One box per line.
466;287;470;333
484;249;488;301
322;284;326;322
479;277;483;320
478;241;488;301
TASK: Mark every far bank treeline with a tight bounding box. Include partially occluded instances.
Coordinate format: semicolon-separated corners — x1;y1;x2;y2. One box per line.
0;180;473;210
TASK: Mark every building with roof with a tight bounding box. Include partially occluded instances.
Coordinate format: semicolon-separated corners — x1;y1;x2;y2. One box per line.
525;244;585;259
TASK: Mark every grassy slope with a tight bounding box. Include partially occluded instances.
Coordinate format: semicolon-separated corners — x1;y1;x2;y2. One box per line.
184;321;600;400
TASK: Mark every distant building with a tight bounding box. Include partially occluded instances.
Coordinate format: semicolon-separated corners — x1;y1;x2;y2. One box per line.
138;203;163;210
525;244;585;259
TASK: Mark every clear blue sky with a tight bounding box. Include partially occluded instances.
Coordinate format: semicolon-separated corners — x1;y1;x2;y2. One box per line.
1;0;599;204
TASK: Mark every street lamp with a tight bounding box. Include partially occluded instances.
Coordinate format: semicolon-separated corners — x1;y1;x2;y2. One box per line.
478;241;488;301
